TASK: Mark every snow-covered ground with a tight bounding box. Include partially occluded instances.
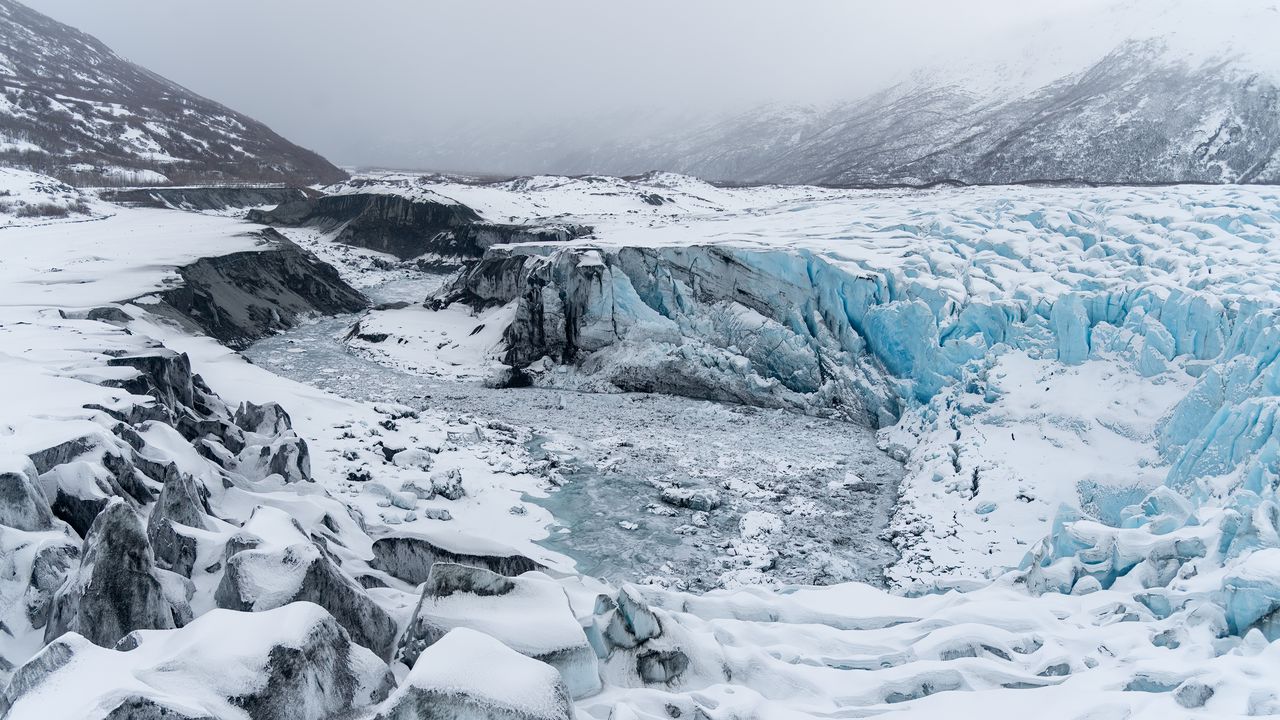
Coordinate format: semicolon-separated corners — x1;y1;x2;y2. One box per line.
0;167;107;229
7;173;1280;718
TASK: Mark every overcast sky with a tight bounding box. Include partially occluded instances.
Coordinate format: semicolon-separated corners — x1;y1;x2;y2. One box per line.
23;0;1114;171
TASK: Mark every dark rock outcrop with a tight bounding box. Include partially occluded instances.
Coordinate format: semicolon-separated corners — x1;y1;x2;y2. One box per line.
0;469;56;531
233;400;294;436
45;500;176;647
370;532;543;585
248;192;589;262
106;349;196;416
100;186;309;212
146;474;211;577
25;540;79;630
155;230;368;349
226;610;395;720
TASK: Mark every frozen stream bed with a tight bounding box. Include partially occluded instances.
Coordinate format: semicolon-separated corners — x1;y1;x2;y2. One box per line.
243;277;902;589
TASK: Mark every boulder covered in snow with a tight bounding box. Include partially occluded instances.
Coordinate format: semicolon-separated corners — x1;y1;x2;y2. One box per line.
376;627;572;720
214;506;398;660
371;529;542;585
397;563;600;698
659;486;721;512
1;603;394;720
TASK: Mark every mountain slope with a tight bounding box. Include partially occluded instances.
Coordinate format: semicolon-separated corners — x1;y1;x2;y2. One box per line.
0;0;346;186
680;41;1280;186
404;0;1280;186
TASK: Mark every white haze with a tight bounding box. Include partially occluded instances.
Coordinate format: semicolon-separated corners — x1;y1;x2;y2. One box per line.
18;0;1246;174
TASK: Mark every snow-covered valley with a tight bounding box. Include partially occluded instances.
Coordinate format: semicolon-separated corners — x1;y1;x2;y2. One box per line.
7;167;1280;719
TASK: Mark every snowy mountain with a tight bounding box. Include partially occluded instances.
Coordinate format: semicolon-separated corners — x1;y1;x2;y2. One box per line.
409;0;1280;185
0;0;346;186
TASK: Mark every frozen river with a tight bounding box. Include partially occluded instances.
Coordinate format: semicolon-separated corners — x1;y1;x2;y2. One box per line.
244;277;902;589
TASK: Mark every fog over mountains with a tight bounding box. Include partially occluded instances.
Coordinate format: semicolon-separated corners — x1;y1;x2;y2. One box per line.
410;0;1280;184
19;0;1280;186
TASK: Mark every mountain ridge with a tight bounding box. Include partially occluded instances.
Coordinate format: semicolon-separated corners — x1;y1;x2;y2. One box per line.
0;0;346;186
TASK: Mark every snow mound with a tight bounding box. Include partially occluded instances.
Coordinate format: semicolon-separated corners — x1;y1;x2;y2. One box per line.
377;627;572;720
2;602;393;720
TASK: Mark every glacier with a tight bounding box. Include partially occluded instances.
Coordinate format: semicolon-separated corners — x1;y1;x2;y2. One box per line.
421;177;1280;606
8;169;1280;717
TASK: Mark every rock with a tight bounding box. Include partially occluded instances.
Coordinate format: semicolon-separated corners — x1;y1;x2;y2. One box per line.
234;431;312;484
375;628;573;720
603;585;663;650
1175;680;1215;709
419;507;453;521
637;649;690;684
233;401;294;435
0;469;56;532
146;474;211;577
249;191;586;264
45;499;176;648
371;531;543;585
215;507;399;660
430;468;465;501
659;487;721;512
99;186;309;212
156;234;369;350
86;306;133;323
364;482;417;511
399;477;435;500
3;604;394;720
26;540;80;629
396;563;600;698
105;350;196;415
0;635;78;718
393;449;435;472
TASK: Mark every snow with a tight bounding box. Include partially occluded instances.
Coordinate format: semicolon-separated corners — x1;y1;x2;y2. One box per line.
4;603;388;720
0;167;105;229
0;196;262;308
389;627;569;720
10;169;1280;717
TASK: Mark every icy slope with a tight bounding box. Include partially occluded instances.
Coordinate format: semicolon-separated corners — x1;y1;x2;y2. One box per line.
0;0;345;185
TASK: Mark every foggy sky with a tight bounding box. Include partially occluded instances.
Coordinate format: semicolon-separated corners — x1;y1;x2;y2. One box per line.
21;0;1110;173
